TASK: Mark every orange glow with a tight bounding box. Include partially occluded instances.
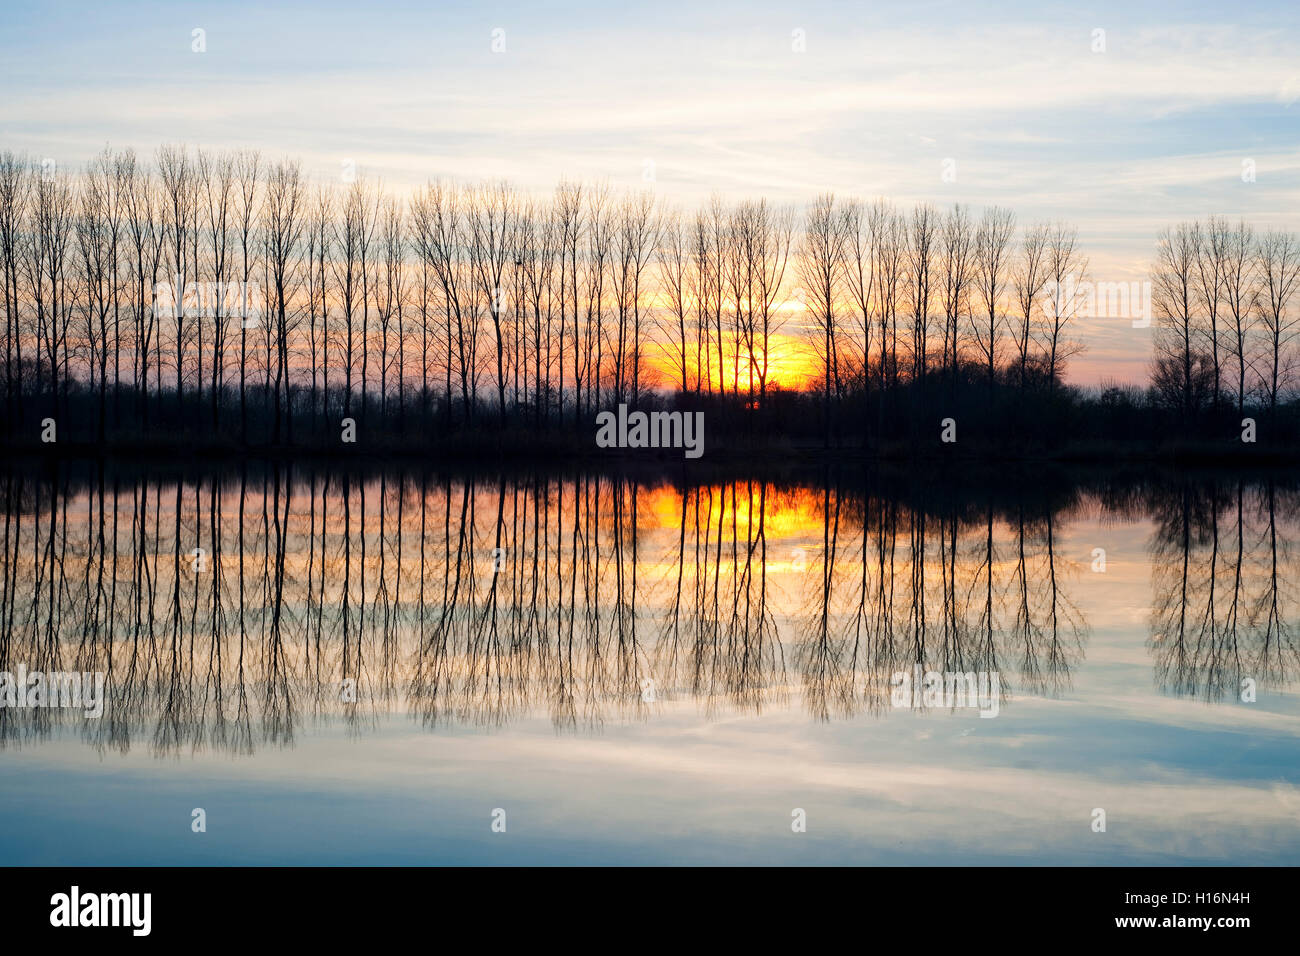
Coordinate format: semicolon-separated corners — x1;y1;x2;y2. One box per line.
646;329;820;393
636;482;828;541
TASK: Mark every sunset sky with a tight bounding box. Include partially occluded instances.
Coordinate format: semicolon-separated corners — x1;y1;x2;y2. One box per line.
3;0;1299;384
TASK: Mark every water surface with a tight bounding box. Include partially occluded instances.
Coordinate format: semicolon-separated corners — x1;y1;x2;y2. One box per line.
1;464;1296;864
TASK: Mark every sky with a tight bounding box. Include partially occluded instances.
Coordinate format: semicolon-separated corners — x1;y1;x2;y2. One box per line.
2;0;1299;384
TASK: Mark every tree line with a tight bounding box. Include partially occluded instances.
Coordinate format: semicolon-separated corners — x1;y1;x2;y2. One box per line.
4;143;1296;455
0;144;1101;449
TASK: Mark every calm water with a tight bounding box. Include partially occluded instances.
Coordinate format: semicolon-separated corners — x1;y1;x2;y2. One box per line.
1;463;1297;865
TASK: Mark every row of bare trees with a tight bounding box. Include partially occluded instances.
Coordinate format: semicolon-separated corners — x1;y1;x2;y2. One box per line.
799;196;1088;443
802;198;1088;393
1;145;1091;446
1151;217;1300;417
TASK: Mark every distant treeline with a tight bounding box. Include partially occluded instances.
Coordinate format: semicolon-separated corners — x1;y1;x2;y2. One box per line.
0;146;1297;457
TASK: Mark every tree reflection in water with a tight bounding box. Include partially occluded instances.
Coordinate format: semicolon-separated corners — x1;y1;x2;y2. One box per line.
1;463;1295;756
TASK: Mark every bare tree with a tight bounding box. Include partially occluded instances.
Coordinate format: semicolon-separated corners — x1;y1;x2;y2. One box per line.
411;181;475;424
1152;222;1201;417
655;208;692;393
873;204;904;393
582;184;612;415
354;180;378;428
75;148;120;439
800;193;849;446
332;178;375;422
748;200;793;406
0;152;26;433
28;163;76;418
262;159;305;442
1193;216;1228;408
375;197;407;424
122;151;164;428
843;199;879;397
1221;220;1258;415
553;180;582;422
1255;229;1300;412
703;195;728;396
972;206;1015;398
612;190;658;404
234;150;261;432
1041;222;1087;394
467;181;515;425
199;149;235;431
305;187;332;432
690;206;718;396
1010;221;1049;393
157;145;194;414
938;204;975;385
515;197;558;426
906;203;938;384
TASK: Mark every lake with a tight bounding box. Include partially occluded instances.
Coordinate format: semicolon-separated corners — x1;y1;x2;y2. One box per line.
0;461;1296;864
